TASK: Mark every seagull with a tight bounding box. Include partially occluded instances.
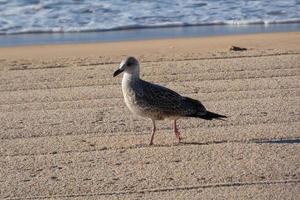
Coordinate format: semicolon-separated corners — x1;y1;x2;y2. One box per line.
113;57;226;145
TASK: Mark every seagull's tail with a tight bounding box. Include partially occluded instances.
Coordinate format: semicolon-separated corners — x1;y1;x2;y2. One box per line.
182;97;227;121
190;111;227;121
202;111;227;120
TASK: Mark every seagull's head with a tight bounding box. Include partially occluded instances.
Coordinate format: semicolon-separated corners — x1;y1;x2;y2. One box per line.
113;56;140;77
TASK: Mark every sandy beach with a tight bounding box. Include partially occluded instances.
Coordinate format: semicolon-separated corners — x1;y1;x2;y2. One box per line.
0;32;299;199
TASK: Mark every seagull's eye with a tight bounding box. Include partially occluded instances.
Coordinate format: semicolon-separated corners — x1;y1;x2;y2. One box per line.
127;58;135;66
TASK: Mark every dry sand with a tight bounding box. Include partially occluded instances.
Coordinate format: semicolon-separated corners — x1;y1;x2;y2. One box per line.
0;32;299;199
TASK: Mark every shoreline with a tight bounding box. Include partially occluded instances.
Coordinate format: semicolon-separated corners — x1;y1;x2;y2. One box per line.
0;23;300;47
0;32;299;60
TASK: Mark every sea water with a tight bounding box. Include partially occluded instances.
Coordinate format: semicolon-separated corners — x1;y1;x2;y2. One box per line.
0;0;299;46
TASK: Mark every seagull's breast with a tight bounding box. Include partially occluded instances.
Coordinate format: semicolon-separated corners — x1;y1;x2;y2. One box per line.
121;76;163;119
122;83;137;111
121;76;145;116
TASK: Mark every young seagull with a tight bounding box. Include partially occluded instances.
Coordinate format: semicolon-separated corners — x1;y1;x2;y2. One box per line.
113;57;226;145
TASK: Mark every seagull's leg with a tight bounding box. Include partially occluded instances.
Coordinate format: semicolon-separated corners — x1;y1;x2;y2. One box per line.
149;119;156;145
173;120;182;143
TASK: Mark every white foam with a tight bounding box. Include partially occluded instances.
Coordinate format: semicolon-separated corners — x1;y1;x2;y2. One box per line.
0;0;299;34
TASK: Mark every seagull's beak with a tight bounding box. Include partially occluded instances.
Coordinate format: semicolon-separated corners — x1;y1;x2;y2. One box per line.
113;68;124;77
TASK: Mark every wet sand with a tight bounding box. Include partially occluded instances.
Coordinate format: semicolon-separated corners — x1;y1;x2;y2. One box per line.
0;32;299;199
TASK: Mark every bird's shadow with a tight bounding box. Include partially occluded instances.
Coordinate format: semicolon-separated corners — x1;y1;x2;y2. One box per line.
250;138;300;144
136;137;300;148
178;138;300;146
179;140;227;146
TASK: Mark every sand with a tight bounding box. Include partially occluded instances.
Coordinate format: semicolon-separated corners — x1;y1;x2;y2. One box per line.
0;32;299;199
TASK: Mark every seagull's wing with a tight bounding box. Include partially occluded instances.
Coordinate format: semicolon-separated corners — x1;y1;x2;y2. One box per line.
135;80;207;117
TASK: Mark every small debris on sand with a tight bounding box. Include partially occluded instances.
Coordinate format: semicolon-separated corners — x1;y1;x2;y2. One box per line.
230;45;247;51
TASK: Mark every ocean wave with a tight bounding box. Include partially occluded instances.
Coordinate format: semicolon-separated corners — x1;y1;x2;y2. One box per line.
0;0;300;35
1;19;300;35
